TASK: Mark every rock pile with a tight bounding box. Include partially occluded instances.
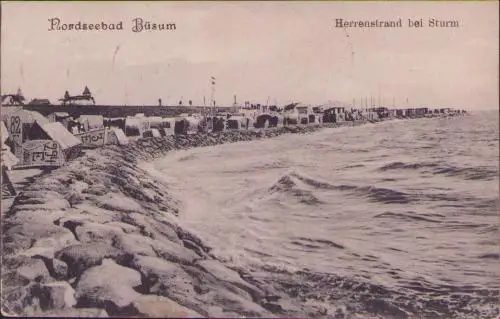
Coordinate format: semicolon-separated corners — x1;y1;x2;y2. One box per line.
2;123;343;317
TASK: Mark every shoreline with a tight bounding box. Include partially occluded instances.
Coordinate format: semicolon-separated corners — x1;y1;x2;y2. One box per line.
1;114;466;317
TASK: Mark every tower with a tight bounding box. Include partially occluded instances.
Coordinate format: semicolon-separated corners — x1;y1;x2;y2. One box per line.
82;86;91;97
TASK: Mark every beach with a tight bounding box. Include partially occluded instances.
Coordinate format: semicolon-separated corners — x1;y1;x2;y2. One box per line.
3;113;498;318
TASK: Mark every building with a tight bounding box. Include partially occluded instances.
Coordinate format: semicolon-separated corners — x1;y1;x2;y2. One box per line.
59;86;96;106
28;99;52;105
1;88;25;106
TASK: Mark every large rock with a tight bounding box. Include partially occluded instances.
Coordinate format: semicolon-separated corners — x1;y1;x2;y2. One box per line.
75;259;142;315
150;238;199;264
29;228;77;258
16;257;51;282
15;190;65;201
128;255;196;300
195;260;264;301
13;199;70;210
131;294;203;318
1;283;42;316
20;246;56;260
104;221;140;234
67;180;89;193
2;260;50;289
96;193;144;213
51;259;69;280
74;221;124;245
201;289;270;317
31;281;76;310
121;212;181;244
4;221;75;254
111;233;156;256
57;208;118;225
55;243;131;278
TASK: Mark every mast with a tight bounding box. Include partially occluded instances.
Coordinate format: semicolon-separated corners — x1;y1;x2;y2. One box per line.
378;85;381;108
210;76;216;115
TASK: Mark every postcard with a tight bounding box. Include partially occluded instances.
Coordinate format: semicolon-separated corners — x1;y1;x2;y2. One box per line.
1;1;498;318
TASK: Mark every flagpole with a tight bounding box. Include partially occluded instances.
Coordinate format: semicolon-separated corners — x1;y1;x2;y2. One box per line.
210;76;216;116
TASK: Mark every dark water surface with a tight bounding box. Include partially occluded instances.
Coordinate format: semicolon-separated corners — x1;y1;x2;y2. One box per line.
146;112;499;318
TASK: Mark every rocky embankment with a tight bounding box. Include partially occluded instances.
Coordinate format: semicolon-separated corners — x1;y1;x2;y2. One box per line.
2;123;353;317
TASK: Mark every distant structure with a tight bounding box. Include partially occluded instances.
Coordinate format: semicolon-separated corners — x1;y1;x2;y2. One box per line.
59;86;96;106
1;88;25;106
28;98;51;105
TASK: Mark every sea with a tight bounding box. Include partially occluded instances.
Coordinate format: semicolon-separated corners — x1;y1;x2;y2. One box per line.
144;111;499;318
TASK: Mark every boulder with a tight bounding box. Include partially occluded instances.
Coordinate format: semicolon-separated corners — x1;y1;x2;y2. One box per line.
61;205;119;223
121;212;181;244
111;233;156;257
20;246;55;260
16;190;65;201
75;259;142;314
13;199;70;210
196;259;264;300
4;221;75;254
51;259;68;280
74;222;124;245
8;209;66;228
16;257;51;282
96;193;144;213
68;180;89;193
55;243;131;278
1;283;43;316
210;289;270;317
104;221;140;234
129;255;196;299
150;238;199;264
11;197;70;214
131;294;203;318
31;229;77;256
32;281;76;310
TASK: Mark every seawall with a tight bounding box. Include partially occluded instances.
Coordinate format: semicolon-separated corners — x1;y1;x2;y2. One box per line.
21;105;241;118
0;118;446;317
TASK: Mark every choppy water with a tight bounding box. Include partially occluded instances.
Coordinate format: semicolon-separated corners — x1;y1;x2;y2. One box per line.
144;112;499;318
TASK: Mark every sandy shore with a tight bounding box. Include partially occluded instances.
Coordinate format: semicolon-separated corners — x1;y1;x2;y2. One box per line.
0;118;446;317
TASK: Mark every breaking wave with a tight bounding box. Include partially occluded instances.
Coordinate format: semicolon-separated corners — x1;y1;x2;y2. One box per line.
432;165;499;181
379;161;498;181
153;112;499;318
379;161;439;171
267;171;411;205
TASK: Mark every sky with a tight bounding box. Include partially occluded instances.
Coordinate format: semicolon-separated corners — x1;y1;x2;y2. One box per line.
1;1;498;109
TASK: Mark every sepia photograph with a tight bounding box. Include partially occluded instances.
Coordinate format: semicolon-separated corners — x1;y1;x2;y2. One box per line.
1;1;498;318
